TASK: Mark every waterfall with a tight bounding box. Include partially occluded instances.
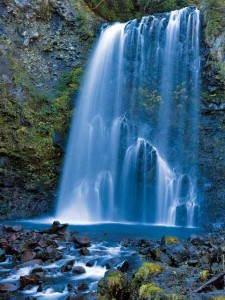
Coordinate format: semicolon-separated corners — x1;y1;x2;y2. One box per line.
56;7;201;227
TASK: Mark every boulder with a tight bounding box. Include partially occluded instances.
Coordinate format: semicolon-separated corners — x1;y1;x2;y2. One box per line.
31;267;47;278
73;236;91;248
41;221;68;234
98;269;127;299
78;282;88;291
3;225;23;232
86;259;97;267
20;274;41;289
72;266;86;275
38;239;47;248
36;246;62;262
188;235;204;246
61;259;75;272
0;283;18;292
67;283;77;293
0;249;6;262
21;250;36;262
149;245;172;265
21;259;43;267
106;257;124;269
79;247;90;256
161;236;189;266
117;260;129;273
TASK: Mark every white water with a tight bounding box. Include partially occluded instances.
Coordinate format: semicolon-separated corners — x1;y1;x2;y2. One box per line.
56;7;200;227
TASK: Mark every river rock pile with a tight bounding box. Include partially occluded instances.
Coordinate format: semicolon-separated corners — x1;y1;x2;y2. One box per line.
0;222;225;299
98;232;225;299
0;221;98;299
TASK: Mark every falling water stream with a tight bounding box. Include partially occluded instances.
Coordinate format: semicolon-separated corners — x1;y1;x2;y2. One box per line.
56;7;201;227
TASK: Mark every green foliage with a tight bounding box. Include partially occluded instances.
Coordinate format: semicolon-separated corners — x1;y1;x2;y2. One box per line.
84;0;193;21
139;283;163;299
134;262;163;282
165;236;178;244
0;63;83;186
84;0;134;21
98;270;125;299
199;269;209;281
140;88;162;113
107;270;125;293
137;0;178;14
74;1;89;25
204;0;225;44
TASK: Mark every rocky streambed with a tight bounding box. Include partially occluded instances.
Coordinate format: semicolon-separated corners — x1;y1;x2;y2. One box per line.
0;222;224;299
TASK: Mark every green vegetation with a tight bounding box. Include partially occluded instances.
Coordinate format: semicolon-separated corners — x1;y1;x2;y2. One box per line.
134;262;163;282
203;0;225;44
84;0;191;21
165;236;178;244
203;0;225;85
98;270;125;299
199;269;209;281
0;55;83;187
139;282;163;299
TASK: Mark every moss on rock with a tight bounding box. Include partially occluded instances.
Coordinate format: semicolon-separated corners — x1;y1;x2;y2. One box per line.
98;269;127;299
139;282;163;299
164;236;178;244
134;262;163;283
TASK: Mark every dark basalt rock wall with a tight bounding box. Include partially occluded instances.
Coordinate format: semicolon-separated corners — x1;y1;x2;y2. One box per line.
0;0;224;227
199;46;225;229
0;0;102;219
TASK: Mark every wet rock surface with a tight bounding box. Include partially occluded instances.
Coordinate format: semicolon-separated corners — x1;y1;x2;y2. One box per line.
0;222;224;299
0;221;135;299
0;0;102;221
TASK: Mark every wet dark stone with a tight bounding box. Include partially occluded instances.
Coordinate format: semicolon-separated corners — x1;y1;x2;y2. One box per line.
38;239;47;248
21;259;43;267
161;236;189;266
86;259;97;267
0;283;18;292
3;224;23;232
118;260;129;273
41;221;68;234
61;259;75;272
72;266;86;274
79;247;90;256
121;238;130;247
20;275;41;289
150;245;172;265
67;283;77;293
73;236;91;248
37;284;44;292
36;247;62;262
106;257;124;269
31;267;47;278
21;250;36;262
78;282;88;291
0;249;6;262
188;259;199;266
188;235;204;246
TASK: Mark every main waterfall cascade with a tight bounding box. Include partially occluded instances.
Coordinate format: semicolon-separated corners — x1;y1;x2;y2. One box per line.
56;7;201;227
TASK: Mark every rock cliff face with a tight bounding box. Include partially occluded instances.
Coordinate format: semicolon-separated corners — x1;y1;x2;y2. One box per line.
0;0;101;219
0;0;224;227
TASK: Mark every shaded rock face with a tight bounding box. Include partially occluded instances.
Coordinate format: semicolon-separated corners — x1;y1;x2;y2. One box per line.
0;0;224;229
199;33;225;229
0;0;102;220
